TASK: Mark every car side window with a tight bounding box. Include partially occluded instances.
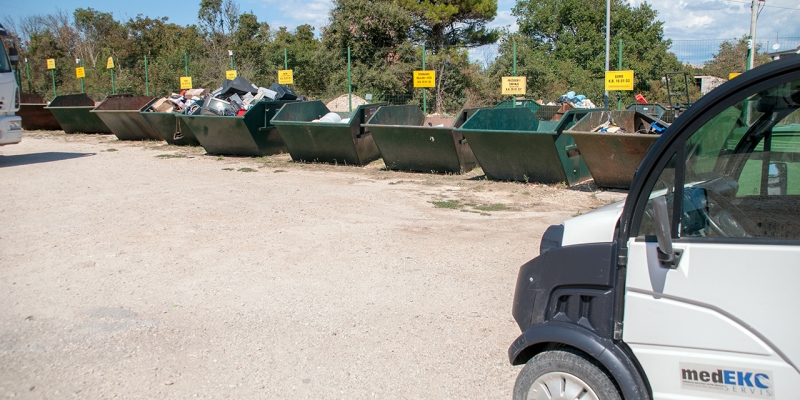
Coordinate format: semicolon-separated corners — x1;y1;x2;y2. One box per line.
680;79;800;240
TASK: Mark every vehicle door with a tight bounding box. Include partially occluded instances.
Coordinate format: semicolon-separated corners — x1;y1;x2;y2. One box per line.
622;72;800;399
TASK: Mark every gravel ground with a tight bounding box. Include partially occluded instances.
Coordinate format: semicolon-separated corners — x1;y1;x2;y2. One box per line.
0;132;624;399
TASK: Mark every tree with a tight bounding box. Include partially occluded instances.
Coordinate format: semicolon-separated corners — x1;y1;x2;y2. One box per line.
702;35;770;79
74;8;124;69
321;0;416;97
394;0;500;113
496;0;685;104
264;24;324;93
398;0;499;54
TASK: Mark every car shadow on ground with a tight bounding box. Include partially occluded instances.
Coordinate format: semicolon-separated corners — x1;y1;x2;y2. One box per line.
0;152;95;168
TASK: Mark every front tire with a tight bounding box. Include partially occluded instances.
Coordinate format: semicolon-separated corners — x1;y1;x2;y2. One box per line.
513;349;621;400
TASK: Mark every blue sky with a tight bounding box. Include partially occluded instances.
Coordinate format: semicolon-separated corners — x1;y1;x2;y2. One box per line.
2;0;799;61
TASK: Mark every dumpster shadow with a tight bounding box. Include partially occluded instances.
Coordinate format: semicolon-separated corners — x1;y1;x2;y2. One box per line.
467;174;490;181
0;152;95;168
568;180;629;195
569;180;602;192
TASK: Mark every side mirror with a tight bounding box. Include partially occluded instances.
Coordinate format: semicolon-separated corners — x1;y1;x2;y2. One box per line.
767;162;788;195
8;47;18;66
653;196;682;268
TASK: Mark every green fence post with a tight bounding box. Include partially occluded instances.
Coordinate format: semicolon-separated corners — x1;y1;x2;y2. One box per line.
51;68;56;98
347;46;352;112
25;58;31;93
184;53;189;76
512;41;517;107
229;50;234;70
144;55;149;96
110;60;116;95
79;59;85;93
422;44;426;115
284;48;288;70
617;40;623;110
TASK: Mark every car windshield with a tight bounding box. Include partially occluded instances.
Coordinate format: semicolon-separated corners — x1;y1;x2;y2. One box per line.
0;40;11;73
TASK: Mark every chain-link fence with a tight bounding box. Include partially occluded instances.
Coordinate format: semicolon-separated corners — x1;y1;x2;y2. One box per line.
11;37;800;115
670;37;800;66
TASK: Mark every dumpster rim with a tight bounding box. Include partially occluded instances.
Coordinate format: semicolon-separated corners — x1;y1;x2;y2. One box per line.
44;105;96;110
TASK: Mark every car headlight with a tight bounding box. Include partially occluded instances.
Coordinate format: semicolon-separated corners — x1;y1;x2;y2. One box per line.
9;120;21;131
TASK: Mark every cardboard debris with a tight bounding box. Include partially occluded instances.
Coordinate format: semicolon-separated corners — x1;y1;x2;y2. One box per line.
151;98;175;113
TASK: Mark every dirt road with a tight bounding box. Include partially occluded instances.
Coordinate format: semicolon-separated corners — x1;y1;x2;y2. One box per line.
0;133;621;399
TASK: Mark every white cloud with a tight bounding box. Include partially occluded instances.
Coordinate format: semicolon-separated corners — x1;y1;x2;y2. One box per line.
248;0;333;32
685;15;714;29
487;10;518;33
626;0;800;40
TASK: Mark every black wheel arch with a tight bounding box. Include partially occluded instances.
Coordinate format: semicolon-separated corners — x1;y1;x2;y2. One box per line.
509;321;652;400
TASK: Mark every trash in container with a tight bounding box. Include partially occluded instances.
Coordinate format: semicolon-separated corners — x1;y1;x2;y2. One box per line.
567;110;669;189
179;99;297;156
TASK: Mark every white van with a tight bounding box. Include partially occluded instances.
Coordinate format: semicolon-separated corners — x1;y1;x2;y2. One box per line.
509;54;800;399
0;22;22;146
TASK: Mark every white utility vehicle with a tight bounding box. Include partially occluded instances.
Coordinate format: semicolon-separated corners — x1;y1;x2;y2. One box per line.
509;54;800;399
0;22;22;146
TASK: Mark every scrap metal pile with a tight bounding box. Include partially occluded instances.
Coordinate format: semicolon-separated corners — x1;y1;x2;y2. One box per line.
145;77;302;116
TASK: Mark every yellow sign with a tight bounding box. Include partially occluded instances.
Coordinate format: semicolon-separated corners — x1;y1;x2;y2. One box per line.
226;70;237;80
605;70;634;91
75;67;85;79
729;73;741;80
501;76;527;95
278;69;293;85
180;76;193;90
413;70;435;88
106;57;114;69
46;59;56;70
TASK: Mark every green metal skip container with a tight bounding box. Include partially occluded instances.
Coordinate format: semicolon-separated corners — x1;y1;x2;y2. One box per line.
454;106;600;184
91;95;163;141
18;94;61;131
363;105;481;174
567;110;667;189
178;100;296;156
141;110;200;146
44;93;111;134
271;100;386;165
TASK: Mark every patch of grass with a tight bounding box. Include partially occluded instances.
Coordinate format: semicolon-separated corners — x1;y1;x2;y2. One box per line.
216;156;224;161
431;200;461;209
238;167;257;173
421;180;443;186
522;191;530;195
222;168;234;171
273;169;286;173
106;148;117;152
472;203;511;212
155;153;186;159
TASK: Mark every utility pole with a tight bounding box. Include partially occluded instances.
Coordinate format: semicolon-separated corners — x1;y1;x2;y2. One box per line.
747;0;759;71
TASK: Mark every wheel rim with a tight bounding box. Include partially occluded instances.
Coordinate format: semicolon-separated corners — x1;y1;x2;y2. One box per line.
527;371;600;400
